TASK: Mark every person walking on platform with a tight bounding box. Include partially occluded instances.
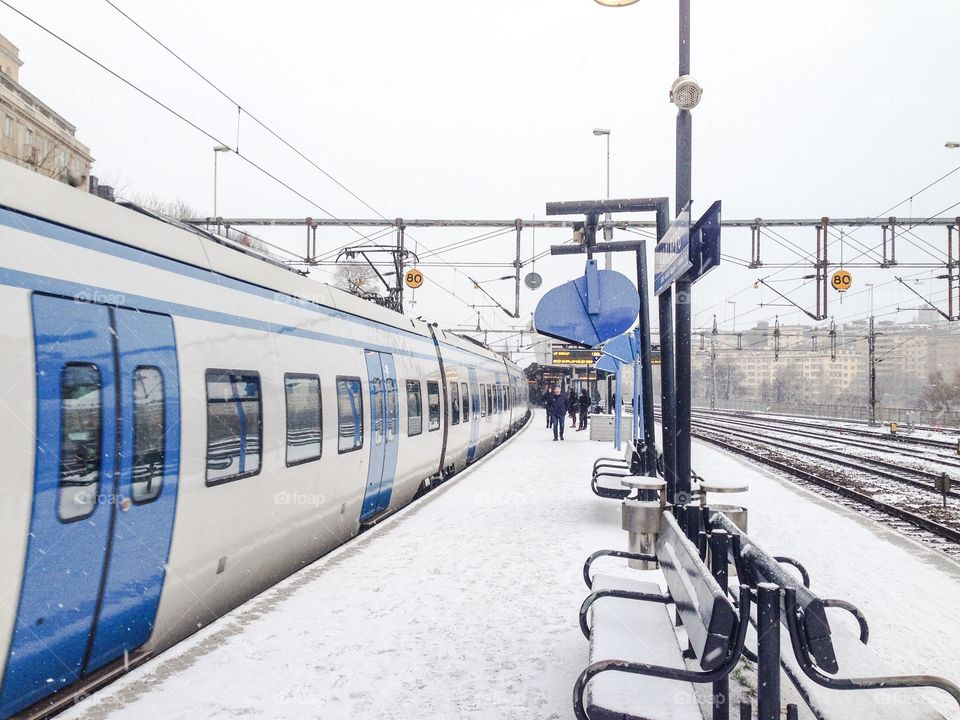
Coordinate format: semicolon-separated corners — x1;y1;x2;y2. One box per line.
546;385;568;441
567;389;578;427
577;389;590;431
543;388;554;429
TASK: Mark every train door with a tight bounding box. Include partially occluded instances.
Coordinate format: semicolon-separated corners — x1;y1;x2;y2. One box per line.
466;367;480;463
0;296;180;717
360;351;397;522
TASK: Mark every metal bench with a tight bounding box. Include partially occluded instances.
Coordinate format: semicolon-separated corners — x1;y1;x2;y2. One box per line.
710;511;960;720
591;440;647;499
574;510;750;720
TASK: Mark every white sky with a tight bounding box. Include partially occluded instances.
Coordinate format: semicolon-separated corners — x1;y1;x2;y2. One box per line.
5;0;960;361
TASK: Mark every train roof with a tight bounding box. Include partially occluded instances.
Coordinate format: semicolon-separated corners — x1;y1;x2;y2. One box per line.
0;161;516;369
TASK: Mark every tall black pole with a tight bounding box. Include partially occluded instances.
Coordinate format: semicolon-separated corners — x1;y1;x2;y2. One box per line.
659;286;676;501
674;0;693;505
636;240;658;476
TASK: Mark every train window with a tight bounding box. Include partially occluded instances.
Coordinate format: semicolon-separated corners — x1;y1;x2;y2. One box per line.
427;381;441;431
486;385;493;417
406;380;422;436
284;374;322;466
460;382;469;423
370;377;383;446
58;363;102;521
479;383;487;417
132;366;165;503
449;382;460;426
336;376;364;453
205;370;262;485
385;377;398;442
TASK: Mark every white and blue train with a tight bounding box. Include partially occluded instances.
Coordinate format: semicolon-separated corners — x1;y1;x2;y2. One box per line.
0;161;529;718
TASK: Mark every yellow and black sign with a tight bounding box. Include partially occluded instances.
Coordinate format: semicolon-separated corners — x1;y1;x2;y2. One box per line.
552;347;602;366
831;269;852;293
404;268;424;289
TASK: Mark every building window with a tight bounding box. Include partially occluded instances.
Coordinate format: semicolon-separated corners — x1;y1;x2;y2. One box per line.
336;376;364;453
58;363;102;522
427;381;441;431
406;380;422;436
205;370;262;484
3;116;12;138
461;381;470;423
449;382;460;426
284;373;322;466
131;366;165;503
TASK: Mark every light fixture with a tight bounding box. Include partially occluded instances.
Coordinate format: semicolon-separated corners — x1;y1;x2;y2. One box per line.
946;141;960;149
593;128;610;136
593;0;640;5
670;75;703;110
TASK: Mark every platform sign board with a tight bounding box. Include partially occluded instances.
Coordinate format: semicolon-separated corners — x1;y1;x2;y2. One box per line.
687;200;722;283
552;346;602;366
654;203;691;296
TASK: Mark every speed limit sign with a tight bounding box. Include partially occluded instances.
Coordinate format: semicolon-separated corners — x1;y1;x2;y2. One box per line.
831;269;852;293
404;268;424;289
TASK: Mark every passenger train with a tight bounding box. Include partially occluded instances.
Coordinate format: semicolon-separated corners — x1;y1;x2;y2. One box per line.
0;161;529;718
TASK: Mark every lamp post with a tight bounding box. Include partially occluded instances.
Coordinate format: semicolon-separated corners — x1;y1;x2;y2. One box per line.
213;144;231;218
594;0;698;507
727;300;737;331
593;128;613;270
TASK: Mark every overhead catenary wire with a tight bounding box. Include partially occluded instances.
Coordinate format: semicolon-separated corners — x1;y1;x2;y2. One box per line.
2;0;508;324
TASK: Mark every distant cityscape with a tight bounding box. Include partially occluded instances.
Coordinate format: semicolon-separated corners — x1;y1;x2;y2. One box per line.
691;308;960;413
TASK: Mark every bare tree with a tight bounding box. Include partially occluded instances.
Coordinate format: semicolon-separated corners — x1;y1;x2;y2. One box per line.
333;262;379;295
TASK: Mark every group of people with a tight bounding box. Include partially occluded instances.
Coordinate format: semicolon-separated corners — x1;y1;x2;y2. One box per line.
543;386;592;441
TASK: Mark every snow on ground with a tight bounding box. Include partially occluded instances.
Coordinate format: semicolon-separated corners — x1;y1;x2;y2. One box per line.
62;411;960;720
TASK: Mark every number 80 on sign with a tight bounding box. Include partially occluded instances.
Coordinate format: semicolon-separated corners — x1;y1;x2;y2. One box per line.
831;269;852;293
405;269;424;289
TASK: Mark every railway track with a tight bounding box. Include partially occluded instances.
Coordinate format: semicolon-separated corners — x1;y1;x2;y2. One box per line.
695;408;960;452
686;423;960;559
692;412;960;470
689;417;960;498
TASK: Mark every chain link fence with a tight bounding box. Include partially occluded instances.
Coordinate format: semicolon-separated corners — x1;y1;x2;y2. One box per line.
695;399;960;430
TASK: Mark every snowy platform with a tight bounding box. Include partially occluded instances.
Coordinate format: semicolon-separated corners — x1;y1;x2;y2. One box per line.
63;412;960;720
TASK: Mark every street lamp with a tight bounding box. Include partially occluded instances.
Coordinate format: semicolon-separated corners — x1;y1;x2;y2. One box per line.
945;141;960;149
213;144;231;218
593;128;612;270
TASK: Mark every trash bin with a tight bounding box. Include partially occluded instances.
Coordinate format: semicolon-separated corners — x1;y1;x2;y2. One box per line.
707;504;747;577
622;499;663;570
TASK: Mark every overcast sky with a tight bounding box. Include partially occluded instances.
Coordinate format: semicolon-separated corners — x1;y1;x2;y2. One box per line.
5;0;960;360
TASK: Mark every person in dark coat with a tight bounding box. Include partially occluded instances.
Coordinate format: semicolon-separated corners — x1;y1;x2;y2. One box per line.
567;389;578;426
546;385;568;441
577;389;591;430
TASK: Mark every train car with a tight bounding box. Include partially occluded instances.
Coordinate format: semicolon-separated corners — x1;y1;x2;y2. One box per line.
0;161;529;718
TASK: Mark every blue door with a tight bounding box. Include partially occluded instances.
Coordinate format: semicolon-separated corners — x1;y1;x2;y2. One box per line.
0;296;180;717
360;351;398;521
466;367;480;463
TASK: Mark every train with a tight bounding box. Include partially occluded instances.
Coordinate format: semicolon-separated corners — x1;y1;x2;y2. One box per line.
0;161;529;718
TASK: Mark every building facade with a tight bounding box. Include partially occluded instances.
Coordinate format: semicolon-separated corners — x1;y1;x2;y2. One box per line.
0;34;93;189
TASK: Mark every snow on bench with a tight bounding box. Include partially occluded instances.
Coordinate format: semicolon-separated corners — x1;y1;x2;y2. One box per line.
582;573;703;720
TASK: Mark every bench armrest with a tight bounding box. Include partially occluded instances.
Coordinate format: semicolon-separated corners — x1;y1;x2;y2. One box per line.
573;585;753;720
773;556;811;588
590;475;632;500
582;549;657;589
593;457;627;472
820;598;869;644
783;588;960;710
579;589;670;639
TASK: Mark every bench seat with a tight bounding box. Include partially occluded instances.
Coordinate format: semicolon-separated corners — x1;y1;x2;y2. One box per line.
780;622;948;720
585;573;703;720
